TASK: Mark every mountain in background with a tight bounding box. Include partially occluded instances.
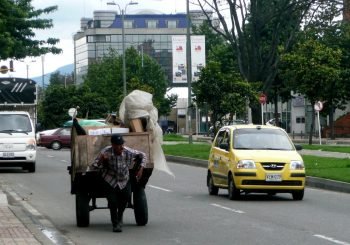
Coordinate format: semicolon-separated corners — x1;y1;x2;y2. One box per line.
31;63;73;87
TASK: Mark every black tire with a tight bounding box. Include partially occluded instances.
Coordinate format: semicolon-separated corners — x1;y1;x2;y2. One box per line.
27;162;36;173
228;175;240;200
133;187;148;226
292;189;304;200
51;141;62;150
76;193;90;227
207;173;219;195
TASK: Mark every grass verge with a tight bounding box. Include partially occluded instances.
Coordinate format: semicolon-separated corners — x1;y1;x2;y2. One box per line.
162;143;350;183
301;144;350;153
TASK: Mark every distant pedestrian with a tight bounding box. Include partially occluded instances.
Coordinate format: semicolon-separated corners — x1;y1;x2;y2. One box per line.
91;134;146;232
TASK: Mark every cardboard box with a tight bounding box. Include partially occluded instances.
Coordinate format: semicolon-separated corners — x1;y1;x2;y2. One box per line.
130;118;144;132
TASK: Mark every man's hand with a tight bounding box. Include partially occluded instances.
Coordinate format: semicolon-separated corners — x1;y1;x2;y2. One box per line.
136;167;144;182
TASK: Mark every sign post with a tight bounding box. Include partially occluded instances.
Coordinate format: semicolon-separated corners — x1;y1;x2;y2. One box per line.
259;93;267;125
314;101;323;145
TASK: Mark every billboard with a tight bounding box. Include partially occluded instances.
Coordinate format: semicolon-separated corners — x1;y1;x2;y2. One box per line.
191;35;205;82
172;35;206;84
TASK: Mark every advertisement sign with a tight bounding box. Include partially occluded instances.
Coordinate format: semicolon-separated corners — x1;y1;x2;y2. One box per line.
191;35;205;82
172;36;187;83
172;35;206;84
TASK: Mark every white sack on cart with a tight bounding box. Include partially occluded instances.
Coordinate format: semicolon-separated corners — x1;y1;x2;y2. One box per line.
119;90;174;177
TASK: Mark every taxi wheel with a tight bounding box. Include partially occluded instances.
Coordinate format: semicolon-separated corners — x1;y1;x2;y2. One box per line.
292;189;304;200
228;175;240;200
207;173;218;195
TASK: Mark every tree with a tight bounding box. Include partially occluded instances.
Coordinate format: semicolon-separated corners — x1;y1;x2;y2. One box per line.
84;47;176;116
192;61;256;133
39;83;109;129
0;0;61;59
280;39;343;143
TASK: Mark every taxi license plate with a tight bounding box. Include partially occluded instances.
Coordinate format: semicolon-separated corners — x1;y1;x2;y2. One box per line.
2;152;15;158
266;173;282;182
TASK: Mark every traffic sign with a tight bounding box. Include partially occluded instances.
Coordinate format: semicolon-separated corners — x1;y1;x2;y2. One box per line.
259;93;267;105
314;101;323;111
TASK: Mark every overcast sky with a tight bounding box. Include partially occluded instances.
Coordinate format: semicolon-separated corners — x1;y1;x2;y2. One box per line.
2;0;190;79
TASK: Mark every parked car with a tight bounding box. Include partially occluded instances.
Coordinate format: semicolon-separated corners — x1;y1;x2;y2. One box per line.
207;124;305;200
36;128;58;145
39;127;71;150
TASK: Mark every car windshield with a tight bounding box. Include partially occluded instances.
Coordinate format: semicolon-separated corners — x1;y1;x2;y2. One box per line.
233;128;294;150
0;114;32;132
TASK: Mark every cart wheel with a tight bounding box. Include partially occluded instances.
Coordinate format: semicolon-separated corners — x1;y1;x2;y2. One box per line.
76;192;90;227
133;187;148;226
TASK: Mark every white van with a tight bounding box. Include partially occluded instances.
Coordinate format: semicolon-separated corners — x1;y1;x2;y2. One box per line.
0;111;36;172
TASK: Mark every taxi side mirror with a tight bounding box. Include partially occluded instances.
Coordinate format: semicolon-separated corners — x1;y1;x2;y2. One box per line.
294;144;303;151
219;143;229;151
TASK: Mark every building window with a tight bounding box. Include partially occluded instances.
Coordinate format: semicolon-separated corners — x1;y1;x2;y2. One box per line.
167;20;177;28
147;20;158;28
296;117;305;124
124;20;134;28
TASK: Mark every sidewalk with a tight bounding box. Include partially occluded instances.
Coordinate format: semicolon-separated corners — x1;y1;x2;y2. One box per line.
0;192;41;245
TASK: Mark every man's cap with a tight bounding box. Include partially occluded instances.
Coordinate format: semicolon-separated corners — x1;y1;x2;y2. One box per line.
111;134;124;145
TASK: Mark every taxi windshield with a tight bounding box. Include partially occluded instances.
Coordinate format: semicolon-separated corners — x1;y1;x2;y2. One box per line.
233;128;294;150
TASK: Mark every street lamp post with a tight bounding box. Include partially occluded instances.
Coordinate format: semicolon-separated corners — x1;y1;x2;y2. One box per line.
107;1;138;97
186;0;193;144
20;59;36;80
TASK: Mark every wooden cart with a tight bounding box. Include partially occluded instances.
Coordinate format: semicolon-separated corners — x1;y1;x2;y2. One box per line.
67;125;154;227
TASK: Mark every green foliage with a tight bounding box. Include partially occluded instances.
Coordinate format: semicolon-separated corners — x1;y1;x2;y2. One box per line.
303;155;350;182
162;143;211;160
301;144;350;154
163;134;186;142
39;83;109;129
192;61;256;126
0;0;61;59
84;48;174;116
280;39;343;107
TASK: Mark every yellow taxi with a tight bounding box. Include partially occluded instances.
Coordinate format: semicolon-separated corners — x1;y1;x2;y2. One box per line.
207;124;305;200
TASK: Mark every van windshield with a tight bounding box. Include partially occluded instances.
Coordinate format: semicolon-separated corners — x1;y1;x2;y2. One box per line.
0;114;32;132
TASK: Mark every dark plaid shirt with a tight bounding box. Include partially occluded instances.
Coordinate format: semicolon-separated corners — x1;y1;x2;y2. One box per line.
92;146;147;189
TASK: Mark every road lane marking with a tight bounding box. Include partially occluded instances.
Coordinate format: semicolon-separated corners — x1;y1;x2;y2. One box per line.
314;234;350;245
47;155;54;158
211;203;245;214
149;185;173;192
61;160;68;163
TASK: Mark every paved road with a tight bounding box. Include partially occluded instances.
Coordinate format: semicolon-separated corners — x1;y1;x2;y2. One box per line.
0;148;350;245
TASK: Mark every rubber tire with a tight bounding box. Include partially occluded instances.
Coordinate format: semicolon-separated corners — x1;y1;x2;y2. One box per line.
228;175;240;200
27;162;36;173
207;173;219;195
133;187;148;226
292;189;304;200
76;193;90;227
51;141;62;150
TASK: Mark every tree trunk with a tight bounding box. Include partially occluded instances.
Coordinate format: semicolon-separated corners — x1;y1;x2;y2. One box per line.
329;104;335;139
308;107;316;145
274;92;279;127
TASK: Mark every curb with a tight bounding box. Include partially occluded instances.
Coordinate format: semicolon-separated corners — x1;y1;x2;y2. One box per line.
165;155;350;194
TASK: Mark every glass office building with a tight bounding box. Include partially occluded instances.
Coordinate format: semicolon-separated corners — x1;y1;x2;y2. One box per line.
73;10;213;86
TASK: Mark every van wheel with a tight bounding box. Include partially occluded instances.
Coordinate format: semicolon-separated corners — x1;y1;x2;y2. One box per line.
228;175;240;200
207;173;218;195
292;190;304;200
28;162;36;173
76;193;90;227
133;187;148;226
51;141;62;150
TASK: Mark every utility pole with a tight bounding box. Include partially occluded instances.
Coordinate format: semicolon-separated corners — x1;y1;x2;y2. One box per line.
186;0;193;144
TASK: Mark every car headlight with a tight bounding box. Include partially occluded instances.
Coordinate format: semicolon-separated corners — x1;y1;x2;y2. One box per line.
26;139;36;151
290;160;304;170
237;160;256;169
